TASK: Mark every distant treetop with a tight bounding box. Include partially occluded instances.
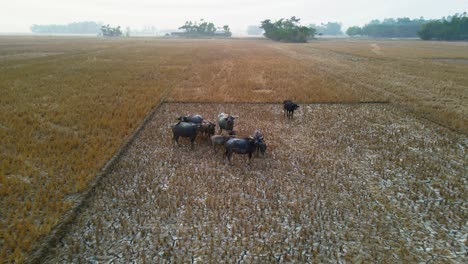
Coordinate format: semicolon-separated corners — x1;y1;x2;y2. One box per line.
346;12;468;40
310;22;343;36
99;24;122;37
260;16;316;43
418;12;468;40
345;17;428;38
177;19;231;37
30;21;102;34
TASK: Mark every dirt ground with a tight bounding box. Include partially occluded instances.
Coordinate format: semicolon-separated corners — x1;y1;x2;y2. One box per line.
45;103;467;263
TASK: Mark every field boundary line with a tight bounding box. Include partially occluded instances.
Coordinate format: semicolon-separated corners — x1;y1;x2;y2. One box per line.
165;100;391;105
26;95;167;264
393;102;467;135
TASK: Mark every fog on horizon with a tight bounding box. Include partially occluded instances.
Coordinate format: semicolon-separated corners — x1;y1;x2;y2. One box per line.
1;0;467;34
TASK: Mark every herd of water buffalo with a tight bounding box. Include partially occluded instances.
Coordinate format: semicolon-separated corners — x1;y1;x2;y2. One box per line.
171;100;300;163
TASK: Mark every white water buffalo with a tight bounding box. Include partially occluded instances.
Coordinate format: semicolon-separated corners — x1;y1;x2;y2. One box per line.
218;113;237;134
211;131;237;153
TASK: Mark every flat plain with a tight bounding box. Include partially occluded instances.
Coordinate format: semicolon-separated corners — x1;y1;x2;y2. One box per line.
0;37;467;262
46;103;467;263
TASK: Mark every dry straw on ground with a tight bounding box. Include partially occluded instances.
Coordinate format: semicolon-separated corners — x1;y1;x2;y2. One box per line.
0;37;467;262
45;103;467;263
1;37;191;262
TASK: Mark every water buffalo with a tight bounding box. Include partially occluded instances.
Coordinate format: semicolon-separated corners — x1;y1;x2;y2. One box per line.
177;114;203;124
218;113;237;134
256;141;267;156
172;122;202;149
200;120;216;137
252;130;264;144
283;100;299;119
224;137;258;164
251;130;266;156
211;131;237;153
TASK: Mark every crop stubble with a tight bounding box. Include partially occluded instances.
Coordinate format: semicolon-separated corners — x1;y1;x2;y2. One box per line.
1;37;195;262
1;37;467;262
45;103;467;263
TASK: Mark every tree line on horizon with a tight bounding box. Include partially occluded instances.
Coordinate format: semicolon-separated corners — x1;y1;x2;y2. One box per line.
260;12;467;42
177;19;231;37
29;12;467;41
30;21;102;34
31;22;127;37
418;13;468;40
346;17;427;38
310;22;344;36
346;12;467;40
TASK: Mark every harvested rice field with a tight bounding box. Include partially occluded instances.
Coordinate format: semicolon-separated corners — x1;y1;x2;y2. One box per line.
1;37;467;262
44;103;467;263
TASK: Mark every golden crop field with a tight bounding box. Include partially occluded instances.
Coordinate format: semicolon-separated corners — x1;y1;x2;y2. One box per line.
0;37;194;262
0;36;467;262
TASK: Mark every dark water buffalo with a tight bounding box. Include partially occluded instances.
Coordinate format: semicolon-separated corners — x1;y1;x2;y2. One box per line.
211;131;237;153
201;120;216;137
224;137;257;164
252;130;264;144
172;122;201;149
251;130;266;156
256;141;267;156
283;100;299;119
177;114;203;124
218;113;237;134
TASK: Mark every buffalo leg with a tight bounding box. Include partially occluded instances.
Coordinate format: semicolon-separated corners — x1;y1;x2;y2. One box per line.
173;135;179;146
227;151;233;164
190;136;195;150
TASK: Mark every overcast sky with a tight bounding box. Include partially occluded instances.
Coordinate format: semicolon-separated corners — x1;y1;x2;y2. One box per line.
1;0;467;34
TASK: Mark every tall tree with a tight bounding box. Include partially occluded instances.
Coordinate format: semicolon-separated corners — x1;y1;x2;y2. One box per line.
177;20;231;37
349;17;429;38
346;26;363;36
100;24;122;37
419;12;468;40
260;17;315;43
222;25;232;37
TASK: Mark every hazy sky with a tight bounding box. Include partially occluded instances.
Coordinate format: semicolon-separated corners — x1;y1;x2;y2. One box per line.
1;0;467;34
